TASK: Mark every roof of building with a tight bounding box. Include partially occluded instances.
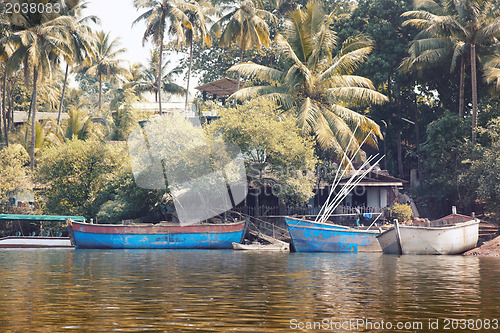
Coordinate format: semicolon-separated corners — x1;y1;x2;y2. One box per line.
13;111;70;124
195;78;243;97
338;170;406;187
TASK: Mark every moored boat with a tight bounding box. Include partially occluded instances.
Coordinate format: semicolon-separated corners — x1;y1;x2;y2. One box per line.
0;236;72;248
285;217;382;252
376;214;480;255
231;242;290;251
67;219;247;249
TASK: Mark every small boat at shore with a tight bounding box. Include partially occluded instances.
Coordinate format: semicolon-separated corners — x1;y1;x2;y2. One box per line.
285;217;382;252
67;219;247;249
0;236;72;248
232;242;290;251
376;214;480;255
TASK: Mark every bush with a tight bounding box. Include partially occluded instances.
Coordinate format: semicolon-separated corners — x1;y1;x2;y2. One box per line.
389;202;413;222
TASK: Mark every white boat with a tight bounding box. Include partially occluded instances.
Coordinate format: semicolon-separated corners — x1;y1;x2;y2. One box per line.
232;242;290;251
376;214;479;255
0;236;72;248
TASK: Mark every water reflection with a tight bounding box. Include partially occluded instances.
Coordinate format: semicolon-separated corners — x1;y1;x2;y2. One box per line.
0;249;498;332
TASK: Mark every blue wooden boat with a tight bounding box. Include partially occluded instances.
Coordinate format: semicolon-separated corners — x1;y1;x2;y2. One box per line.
67;219;247;249
285;217;382;252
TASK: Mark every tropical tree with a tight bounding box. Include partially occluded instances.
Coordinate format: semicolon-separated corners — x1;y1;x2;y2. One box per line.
400;2;467;117
57;0;97;125
64;106;95;141
206;99;318;205
484;52;500;92
402;0;500;144
0;144;32;209
215;0;276;89
82;30;129;112
5;9;73;170
36;138;121;217
125;50;186;101
0;13;11;146
181;0;212;111
228;1;387;157
34;120;64;152
133;0;190;115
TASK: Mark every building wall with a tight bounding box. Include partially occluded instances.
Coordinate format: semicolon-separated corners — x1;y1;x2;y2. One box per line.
367;188;379;208
366;188;389;208
380;188;388;207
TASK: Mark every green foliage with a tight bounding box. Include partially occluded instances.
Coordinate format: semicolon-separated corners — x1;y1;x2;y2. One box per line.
418;112;471;217
0;144;32;210
36;139;121;218
108;88;141;141
389;202;413;222
97;162;164;224
206;99;318;205
460;118;500;217
228;0;387;157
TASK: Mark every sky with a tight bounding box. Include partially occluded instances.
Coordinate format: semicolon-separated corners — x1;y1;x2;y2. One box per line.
82;0;152;66
82;0;194;98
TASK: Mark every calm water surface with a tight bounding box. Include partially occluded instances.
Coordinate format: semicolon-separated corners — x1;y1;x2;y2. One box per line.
0;249;499;332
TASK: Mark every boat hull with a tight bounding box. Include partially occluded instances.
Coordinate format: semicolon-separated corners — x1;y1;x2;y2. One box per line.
232;242;290;251
285;217;381;253
377;215;479;255
0;236;72;248
68;220;247;249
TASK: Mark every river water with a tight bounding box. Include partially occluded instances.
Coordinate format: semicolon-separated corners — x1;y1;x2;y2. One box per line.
0;249;499;332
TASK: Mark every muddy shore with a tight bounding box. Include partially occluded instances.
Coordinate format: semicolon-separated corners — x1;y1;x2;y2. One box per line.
464;235;500;256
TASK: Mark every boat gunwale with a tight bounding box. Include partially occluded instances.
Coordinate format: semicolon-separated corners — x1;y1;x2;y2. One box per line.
0;236;70;241
285;217;380;234
376;219;479;238
284;216;351;229
68;220;246;228
68;219;247;236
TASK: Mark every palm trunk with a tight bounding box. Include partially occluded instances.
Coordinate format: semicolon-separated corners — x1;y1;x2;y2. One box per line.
185;40;193;112
1;69;6;146
57;63;69;125
470;43;478;145
7;86;13;131
414;95;421;180
98;70;102;112
158;41;164;115
30;67;38;171
25;93;34;144
397;130;403;178
237;44;243;91
458;54;465;118
0;72;2;141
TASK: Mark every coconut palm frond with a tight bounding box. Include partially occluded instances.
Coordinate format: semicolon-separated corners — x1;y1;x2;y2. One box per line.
327;87;389;106
326;75;376;90
331;104;382;139
230;85;284;101
227;62;285;82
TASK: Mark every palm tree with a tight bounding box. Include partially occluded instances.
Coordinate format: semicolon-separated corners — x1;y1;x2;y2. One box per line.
402;0;500;144
215;0;276;90
34;120;64;152
228;1;387;157
484;53;500;91
126;50;186;100
399;0;467;117
64;106;94;140
82;31;129;112
5;11;73;170
57;0;97;125
133;0;190;115
181;0;212;111
0;12;11;146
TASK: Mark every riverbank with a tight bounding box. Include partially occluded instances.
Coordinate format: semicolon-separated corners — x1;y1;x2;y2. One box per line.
464;235;500;256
